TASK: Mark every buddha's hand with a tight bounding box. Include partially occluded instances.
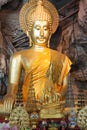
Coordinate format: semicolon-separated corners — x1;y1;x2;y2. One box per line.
3;94;15;113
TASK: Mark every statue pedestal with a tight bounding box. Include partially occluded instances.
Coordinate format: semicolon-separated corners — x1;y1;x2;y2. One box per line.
40;102;65;119
40;109;64;119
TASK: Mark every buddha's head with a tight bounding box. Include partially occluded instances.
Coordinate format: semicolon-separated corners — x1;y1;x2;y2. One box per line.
30;20;51;47
28;1;52;46
19;0;59;47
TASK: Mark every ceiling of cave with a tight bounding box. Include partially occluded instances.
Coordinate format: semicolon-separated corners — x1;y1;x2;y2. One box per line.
0;0;78;10
0;0;73;9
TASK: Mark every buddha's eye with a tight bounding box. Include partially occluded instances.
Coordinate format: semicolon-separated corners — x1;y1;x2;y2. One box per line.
35;25;40;30
44;26;48;31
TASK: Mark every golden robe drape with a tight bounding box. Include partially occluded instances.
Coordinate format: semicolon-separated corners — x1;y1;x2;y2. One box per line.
22;48;72;102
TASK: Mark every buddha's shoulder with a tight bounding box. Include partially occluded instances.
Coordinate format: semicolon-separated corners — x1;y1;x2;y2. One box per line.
51;49;66;58
11;49;31;57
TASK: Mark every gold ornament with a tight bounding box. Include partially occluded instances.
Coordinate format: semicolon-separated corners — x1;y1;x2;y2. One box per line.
19;0;59;35
77;106;87;129
9;106;30;129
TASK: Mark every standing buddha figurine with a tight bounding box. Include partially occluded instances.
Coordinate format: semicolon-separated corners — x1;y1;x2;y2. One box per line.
4;0;72;118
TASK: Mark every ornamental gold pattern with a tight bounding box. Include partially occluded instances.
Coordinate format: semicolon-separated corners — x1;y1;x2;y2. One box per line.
77;106;87;129
9;106;30;129
19;0;59;35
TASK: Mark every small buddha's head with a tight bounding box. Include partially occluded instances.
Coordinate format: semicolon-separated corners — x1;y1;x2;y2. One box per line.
19;0;59;47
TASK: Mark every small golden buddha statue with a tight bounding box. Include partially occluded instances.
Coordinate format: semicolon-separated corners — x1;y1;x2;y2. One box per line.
3;0;72;118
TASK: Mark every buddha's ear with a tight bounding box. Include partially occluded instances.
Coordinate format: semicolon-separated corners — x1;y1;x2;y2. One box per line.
26;31;33;47
47;33;52;48
26;31;29;37
29;36;33;47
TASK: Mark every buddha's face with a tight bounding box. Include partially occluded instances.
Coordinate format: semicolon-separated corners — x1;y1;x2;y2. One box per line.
31;20;51;46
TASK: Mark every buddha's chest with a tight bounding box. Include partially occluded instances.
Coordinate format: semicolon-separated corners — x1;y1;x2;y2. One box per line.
21;51;50;71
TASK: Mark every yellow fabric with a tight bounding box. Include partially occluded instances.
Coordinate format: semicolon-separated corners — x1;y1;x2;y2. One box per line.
22;48;72;102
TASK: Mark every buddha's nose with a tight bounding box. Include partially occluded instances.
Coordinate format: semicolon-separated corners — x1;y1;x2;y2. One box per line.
40;29;44;36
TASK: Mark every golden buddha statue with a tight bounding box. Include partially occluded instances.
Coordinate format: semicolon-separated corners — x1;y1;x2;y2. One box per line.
3;0;72;118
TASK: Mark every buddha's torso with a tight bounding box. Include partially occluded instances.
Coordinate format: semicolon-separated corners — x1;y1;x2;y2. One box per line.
11;47;70;102
19;47;51;101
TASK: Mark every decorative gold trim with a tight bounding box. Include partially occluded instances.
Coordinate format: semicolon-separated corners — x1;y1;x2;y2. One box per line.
19;0;59;34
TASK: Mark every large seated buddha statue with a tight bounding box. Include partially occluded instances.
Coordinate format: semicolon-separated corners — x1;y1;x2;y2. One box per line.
3;0;72;118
